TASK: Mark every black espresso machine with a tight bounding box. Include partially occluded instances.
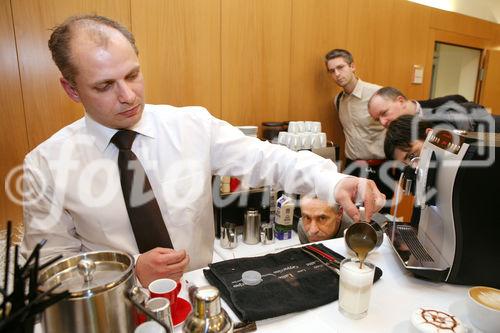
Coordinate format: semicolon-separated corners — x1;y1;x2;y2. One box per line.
386;130;500;288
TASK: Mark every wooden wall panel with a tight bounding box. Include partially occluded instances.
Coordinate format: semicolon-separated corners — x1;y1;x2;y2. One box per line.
288;0;349;153
497;25;500;48
345;0;394;84
368;0;395;87
389;0;431;100
131;0;221;117
11;0;130;149
3;0;500;234
429;6;498;41
221;0;291;128
0;0;28;230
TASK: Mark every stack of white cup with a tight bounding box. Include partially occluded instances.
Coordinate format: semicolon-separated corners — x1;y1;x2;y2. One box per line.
277;121;326;151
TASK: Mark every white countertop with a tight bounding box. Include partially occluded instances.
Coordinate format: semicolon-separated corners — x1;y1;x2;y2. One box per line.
179;235;484;333
34;234;483;332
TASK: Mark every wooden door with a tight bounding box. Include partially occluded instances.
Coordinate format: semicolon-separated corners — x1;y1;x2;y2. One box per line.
479;50;500;115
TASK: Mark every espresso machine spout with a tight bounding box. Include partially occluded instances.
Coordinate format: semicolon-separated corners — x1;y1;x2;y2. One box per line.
402;157;420;196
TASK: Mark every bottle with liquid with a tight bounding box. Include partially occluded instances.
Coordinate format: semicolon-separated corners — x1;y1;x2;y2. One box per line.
268;186;277;226
274;193;295;240
182;286;233;333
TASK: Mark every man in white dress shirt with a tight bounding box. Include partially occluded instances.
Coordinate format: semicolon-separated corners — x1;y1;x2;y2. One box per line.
21;15;385;287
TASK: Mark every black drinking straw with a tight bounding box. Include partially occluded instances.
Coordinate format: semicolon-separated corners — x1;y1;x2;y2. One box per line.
0;282;68;331
10;245;24;314
0;232;68;333
1;221;12;320
21;239;46;274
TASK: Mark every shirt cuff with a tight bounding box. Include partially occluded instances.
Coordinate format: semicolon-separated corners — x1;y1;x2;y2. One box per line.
133;253;145;288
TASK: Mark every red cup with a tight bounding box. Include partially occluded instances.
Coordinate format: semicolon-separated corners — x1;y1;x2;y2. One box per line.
230;177;240;192
148;279;182;309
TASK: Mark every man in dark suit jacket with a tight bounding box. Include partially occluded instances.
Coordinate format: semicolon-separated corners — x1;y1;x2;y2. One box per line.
367;86;496;132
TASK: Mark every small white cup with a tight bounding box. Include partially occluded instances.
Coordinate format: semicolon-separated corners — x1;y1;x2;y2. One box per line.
304;121;313;132
299;133;312;150
310;133;321;149
134;321;166;333
287;133;300;151
311;121;321;133
288;121;298;133
296;121;305;133
319;132;327;148
277;131;288;145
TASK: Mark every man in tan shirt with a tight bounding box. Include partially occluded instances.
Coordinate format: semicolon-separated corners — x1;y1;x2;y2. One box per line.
325;49;391;209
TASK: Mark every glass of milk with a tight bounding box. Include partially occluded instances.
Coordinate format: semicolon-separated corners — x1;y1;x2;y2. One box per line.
338;257;375;319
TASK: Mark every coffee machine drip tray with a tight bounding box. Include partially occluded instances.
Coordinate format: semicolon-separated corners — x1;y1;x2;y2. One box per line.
385;222;450;282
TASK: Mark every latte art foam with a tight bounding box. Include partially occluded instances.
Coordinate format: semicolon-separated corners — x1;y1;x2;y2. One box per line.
411;308;465;333
474;289;500;311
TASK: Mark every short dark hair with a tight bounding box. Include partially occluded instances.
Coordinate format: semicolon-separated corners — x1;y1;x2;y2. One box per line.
384;115;430;159
324;49;353;65
369;86;408;108
48;14;138;85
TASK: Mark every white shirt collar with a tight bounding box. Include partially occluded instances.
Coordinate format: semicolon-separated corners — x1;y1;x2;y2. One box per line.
413;100;423;116
84;105;157;152
350;78;363;99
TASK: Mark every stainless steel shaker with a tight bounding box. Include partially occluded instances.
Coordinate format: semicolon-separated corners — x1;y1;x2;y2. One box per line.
260;223;275;245
243;208;261;245
220;222;238;249
182;286;233;333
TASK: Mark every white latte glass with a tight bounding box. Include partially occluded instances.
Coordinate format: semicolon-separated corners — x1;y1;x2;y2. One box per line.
338;258;375;320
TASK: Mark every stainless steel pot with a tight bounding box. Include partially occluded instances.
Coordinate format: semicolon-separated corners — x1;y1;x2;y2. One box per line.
38;251;137;333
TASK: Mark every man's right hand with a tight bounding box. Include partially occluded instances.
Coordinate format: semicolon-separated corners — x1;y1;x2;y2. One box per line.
334;176;386;222
135;248;190;287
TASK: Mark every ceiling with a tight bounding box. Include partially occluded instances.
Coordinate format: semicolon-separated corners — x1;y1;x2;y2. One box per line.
409;0;500;24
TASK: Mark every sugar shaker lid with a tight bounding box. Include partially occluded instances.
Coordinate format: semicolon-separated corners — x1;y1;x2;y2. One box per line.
242;270;262;286
194;285;222;318
185;286;233;333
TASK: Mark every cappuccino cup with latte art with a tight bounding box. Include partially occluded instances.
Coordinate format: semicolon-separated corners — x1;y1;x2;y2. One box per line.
467;286;500;332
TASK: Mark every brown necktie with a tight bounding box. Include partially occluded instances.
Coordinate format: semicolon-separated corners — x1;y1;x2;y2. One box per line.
111;130;173;252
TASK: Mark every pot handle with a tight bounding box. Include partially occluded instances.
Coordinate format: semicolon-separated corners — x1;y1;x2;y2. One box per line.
77;258;96;282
